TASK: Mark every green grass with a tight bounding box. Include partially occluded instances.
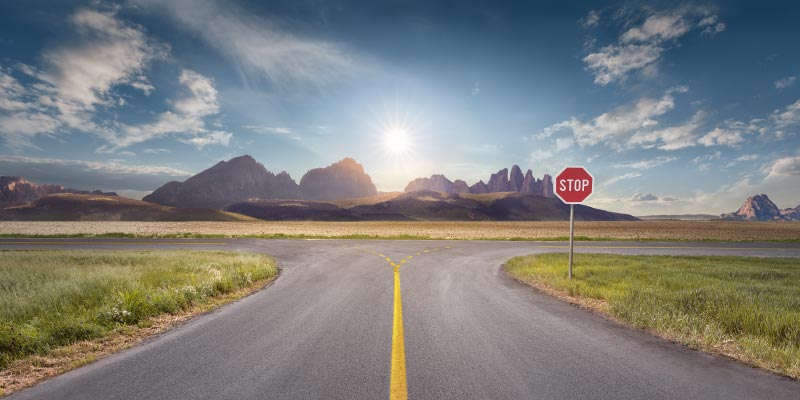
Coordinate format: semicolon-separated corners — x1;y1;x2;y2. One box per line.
504;254;800;378
0;250;277;369
2;233;799;242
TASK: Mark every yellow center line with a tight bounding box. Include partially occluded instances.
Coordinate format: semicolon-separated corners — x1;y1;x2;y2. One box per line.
340;244;457;400
537;245;800;251
390;265;408;400
0;241;228;245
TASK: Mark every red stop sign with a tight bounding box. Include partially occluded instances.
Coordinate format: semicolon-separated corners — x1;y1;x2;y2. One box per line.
554;166;594;204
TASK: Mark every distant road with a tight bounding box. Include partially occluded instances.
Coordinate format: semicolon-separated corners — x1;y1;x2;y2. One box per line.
5;239;800;400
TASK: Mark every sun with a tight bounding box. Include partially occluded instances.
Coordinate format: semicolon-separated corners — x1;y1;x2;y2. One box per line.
384;127;410;155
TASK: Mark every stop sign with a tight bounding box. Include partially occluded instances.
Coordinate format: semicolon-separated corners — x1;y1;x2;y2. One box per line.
554;166;594;204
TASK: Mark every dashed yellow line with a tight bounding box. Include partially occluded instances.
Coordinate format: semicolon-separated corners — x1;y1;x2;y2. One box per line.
339;243;457;400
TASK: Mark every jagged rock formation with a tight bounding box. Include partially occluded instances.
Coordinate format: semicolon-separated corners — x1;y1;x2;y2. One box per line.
487;168;510;192
720;194;799;221
452;180;470;194
469;180;488;194
404;165;554;198
298;158;377;201
405;175;457;193
0;176;116;203
144;155;300;209
509;165;524;192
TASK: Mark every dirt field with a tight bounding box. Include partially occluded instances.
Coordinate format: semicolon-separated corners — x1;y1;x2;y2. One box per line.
1;221;799;241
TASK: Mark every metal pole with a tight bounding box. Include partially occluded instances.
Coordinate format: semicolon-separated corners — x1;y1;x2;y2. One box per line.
569;204;574;280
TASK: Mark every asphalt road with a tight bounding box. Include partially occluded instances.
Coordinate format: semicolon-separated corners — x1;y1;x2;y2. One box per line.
4;239;800;399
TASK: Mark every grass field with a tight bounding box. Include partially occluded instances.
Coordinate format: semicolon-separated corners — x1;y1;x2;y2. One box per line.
0;250;277;383
1;220;799;241
504;254;800;378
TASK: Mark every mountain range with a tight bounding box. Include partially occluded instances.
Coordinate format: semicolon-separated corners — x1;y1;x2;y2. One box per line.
720;194;800;221
1;176;117;204
226;191;638;221
405;165;553;197
143;156;376;209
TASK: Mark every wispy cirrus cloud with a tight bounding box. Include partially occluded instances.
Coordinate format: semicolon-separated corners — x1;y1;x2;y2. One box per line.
244;125;301;140
583;7;724;85
131;0;364;87
614;156;677;170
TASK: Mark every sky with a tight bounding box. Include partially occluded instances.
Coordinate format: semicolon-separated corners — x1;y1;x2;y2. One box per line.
1;0;799;215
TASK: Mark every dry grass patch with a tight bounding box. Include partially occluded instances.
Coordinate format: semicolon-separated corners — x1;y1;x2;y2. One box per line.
1;220;799;241
505;253;800;379
0;250;277;396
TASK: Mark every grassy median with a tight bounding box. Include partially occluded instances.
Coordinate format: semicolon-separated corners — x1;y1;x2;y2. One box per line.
505;254;800;378
0;250;277;394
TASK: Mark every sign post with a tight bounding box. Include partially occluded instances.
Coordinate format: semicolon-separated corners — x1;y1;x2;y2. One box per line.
554;166;594;280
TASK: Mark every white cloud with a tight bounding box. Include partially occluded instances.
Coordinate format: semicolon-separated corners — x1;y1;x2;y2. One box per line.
774;76;797;89
629;192;678;202
770;99;800;129
629;110;705;150
244;124;301;140
0;7;170;150
132;0;362;86
143;148;170;154
605;172;641;186
736;154;759;162
0;155;191;176
99;69;231;152
614;156;677;170
584;8;723;85
40;8;166;113
767;156;800;177
698;126;746;147
581;10;600;28
554;136;574;151
540;87;699;150
584;44;663;85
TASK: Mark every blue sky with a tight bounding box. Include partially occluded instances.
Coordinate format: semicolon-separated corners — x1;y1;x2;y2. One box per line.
1;0;799;215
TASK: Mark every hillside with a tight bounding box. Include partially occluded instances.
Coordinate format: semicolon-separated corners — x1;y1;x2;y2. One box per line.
226;191;639;221
0;194;252;221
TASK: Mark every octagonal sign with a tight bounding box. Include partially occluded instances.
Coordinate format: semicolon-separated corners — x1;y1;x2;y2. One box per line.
554;166;594;204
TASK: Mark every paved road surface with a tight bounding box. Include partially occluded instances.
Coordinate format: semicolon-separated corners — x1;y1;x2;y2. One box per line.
3;239;800;399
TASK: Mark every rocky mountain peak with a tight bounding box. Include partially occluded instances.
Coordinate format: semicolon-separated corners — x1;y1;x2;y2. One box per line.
487;168;510;192
299;158;377;201
721;194;799;221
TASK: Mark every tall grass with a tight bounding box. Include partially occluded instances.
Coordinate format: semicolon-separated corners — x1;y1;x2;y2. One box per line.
0;250;276;368
505;254;800;378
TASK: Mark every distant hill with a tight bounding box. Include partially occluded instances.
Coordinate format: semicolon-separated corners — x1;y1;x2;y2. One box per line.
0;193;252;221
720;194;799;221
226;191;639;221
144;155;377;209
1;176;117;204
